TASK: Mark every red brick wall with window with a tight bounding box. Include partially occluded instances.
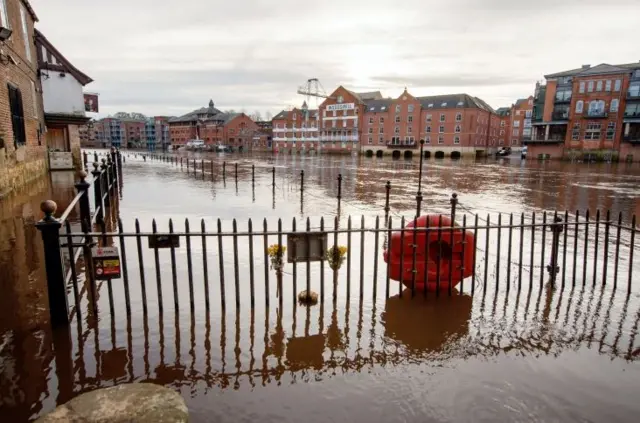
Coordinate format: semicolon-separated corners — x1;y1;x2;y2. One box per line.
0;0;46;196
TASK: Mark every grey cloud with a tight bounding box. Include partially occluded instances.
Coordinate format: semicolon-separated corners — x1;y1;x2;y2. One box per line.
371;74;535;88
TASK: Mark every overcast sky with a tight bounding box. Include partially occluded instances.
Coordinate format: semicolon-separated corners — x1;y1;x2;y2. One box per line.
32;0;640;118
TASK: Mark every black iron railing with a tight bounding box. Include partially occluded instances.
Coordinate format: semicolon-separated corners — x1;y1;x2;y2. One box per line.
36;153;639;332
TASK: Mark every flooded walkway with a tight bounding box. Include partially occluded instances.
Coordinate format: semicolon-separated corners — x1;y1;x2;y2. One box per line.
1;151;640;422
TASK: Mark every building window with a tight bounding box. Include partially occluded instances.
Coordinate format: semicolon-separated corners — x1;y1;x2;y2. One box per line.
408;115;413;123
579;81;585;93
513;120;520;128
425;136;431;144
525;110;532;118
605;80;612;91
395;115;400;123
20;5;31;62
438;135;444;144
614;79;622;91
408;104;414;113
500;130;505;136
512;129;519;137
588;100;605;115
606;122;616;140
440;113;445;122
368;117;373;124
368;137;373;144
500;121;505;127
368;127;373;134
455;113;462;122
407;126;412;133
441;102;447;107
342;120;347;127
585;123;601;140
379;117;384;124
426;114;432;122
8;84;26;147
596;80;603;91
379;136;384;144
455;125;461;133
587;81;594;92
439;125;444;133
395;105;401;113
575;100;584;114
0;0;8;29
610;99;619;112
379;127;384;134
454;136;460;144
394;126;399;134
426;126;431;133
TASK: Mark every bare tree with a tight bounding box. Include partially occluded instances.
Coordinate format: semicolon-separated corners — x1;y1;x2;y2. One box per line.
265;111;273;121
252;110;262;122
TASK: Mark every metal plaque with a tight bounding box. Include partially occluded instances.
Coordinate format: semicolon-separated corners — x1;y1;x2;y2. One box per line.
287;232;327;263
148;234;180;249
91;246;121;280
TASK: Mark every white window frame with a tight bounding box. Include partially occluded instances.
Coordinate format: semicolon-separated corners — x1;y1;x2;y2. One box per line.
407;115;413;123
395;105;401;113
426;126;431;133
408;104;414;113
596;80;603;92
439;113;445;122
455;113;462;122
379;117;384;124
368;117;373;124
525;110;532;118
425;136;431;144
575;100;584;114
513;120;520;128
438;135;444;144
453;136;460;144
610;99;619;113
0;0;8;28
512;129;519;137
426;114;432;122
379;127;384;134
394;126;399;134
500;121;505;127
614;79;622;91
368;127;373;134
368;136;373;144
395;115;401;123
407;126;412;134
585;123;601;140
579;81;585;93
439;125;444;133
455;125;461;133
571;123;580;141
606;122;616;140
379;136;384;144
20;4;32;62
605;80;612;91
588;81;594;92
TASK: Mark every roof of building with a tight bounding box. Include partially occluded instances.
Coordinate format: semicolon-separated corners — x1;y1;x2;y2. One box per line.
495;107;511;116
355;91;383;101
34;30;93;86
514;98;529;107
273;110;288;120
169;100;222;123
21;1;38;22
545;62;640;79
416;93;495;112
364;98;393;112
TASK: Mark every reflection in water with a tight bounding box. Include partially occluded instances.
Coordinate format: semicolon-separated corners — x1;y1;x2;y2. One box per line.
3;154;640;422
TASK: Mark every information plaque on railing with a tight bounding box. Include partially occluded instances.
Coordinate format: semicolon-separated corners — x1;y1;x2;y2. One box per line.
148;234;180;249
91;246;121;280
287;232;327;263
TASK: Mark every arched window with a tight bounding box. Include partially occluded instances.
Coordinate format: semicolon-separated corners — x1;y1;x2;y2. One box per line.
610;99;619;113
455;125;461;133
575;100;584;114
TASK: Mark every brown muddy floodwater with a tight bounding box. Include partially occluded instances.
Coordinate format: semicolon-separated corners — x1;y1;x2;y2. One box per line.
1;151;640;423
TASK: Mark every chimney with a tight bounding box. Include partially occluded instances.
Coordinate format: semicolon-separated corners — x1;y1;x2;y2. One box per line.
582;64;591;69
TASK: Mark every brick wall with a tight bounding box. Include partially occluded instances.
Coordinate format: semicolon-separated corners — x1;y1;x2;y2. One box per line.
0;0;46;197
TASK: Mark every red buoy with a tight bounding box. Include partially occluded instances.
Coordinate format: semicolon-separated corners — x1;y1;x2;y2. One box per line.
383;215;475;291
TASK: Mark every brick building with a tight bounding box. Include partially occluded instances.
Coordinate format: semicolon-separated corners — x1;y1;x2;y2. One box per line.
145;116;170;151
495;96;534;147
272;101;319;153
0;0;44;197
168;100;260;151
35;29;93;168
271;86;499;157
529;62;640;161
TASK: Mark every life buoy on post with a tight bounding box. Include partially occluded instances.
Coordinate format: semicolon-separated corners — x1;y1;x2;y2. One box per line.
383;215;475;291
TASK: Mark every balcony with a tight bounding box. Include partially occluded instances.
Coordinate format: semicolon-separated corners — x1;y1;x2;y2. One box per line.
320;135;359;142
624;111;640;119
627;91;640;101
551;111;569;121
584;111;608;119
623;135;640;144
386;142;418;149
526;136;566;145
554;96;572;104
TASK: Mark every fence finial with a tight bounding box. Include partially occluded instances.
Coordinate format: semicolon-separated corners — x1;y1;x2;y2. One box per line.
78;170;87;182
93;161;99;171
40;200;57;222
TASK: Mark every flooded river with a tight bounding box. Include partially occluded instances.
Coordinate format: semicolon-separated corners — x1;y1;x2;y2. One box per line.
1;151;639;422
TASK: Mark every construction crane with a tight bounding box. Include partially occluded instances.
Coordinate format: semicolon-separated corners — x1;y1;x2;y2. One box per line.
297;78;334;108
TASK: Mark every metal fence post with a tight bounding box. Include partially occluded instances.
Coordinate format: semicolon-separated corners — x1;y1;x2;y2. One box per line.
416;140;425;217
300;169;304;192
337;173;342;208
450;192;458;223
101;159;111;208
547;216;563;286
35;200;69;328
235;162;238;181
91;162;104;221
384;181;391;216
272;166;275;188
83;151;88;171
252;164;255;185
75;171;91;224
94;152;98;163
110;147;118;187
